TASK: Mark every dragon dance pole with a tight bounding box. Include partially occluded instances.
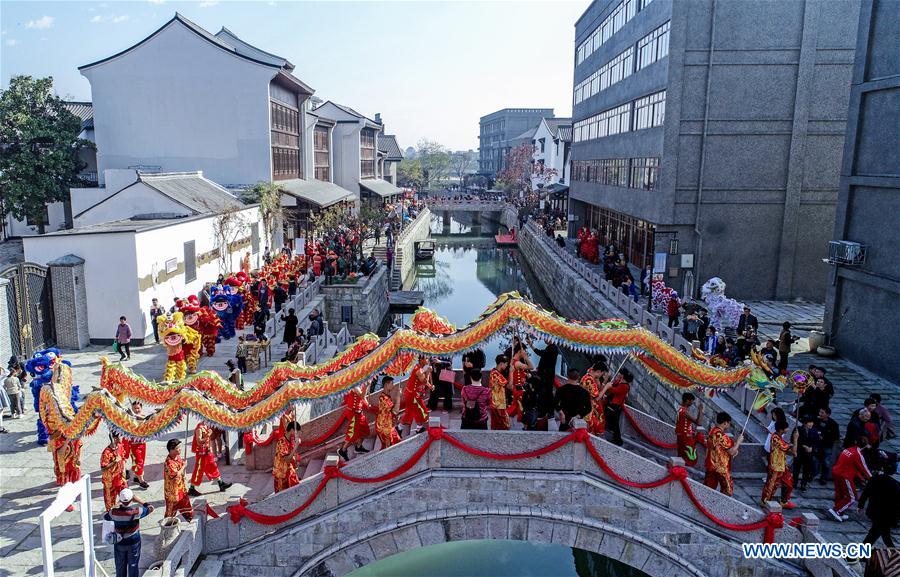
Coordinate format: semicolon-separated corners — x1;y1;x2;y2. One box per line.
739;388;762;438
182;414;190;461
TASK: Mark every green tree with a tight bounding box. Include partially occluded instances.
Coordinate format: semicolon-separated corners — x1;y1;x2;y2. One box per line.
397;157;424;188
0;75;92;234
241;181;284;249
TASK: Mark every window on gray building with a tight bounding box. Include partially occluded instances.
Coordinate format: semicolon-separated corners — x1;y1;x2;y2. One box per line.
633;90;666;130
636;22;670;72
576;0;639;65
184;240;196;283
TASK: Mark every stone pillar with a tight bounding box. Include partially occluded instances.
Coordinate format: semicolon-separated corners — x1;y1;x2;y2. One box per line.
572;419;587;472
0;278;13;361
427;416;442;469
48;255;90;350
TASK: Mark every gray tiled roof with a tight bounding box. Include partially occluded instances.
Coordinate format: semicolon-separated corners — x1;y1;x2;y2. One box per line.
136;172;245;214
545;117;572;138
359;179;402;198
558;126;573;142
377;135;403;160
64;101;94;130
279;178;355;208
74;171;246;220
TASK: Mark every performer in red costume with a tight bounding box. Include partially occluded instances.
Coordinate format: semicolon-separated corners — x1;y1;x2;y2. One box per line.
828;437;872;523
401;356;433;436
761;420;796;509
122;400;149;489
489;355;511;431
675;392;704;466
100;433;127;511
375;376;401;449
163;439;192;520
506;338;533;424
188;422;232;496
580;361;610;436
273;422;300;493
703;412;743;496
339;385;372;460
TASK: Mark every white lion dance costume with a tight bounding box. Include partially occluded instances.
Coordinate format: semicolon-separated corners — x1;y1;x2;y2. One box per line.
700;277;744;332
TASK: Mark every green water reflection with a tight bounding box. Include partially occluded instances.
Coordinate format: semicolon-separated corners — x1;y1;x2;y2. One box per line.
409;214;586;371
346;540;650;577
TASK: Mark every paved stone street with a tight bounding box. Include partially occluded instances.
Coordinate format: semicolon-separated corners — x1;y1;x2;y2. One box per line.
0;326;299;577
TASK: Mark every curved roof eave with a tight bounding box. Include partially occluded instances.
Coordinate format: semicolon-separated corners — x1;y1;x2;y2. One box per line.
79;13;289;72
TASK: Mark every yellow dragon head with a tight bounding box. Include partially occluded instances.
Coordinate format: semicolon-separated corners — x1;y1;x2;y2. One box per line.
157;312;189;348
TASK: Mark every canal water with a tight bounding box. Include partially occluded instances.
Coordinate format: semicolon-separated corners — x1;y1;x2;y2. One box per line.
408;213;585;371
346;540;649;577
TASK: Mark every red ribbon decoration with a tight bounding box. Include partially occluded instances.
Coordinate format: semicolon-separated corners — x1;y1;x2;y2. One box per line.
225;425;785;543
622;407;677;450
244;414;349;454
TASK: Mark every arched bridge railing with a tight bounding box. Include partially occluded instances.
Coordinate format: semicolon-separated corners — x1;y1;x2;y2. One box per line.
206;419;801;554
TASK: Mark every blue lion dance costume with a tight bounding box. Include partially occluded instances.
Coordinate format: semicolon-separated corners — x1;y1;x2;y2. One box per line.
25;348;76;446
211;285;242;342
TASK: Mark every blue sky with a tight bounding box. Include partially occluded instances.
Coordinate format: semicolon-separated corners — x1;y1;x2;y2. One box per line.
1;1;585;151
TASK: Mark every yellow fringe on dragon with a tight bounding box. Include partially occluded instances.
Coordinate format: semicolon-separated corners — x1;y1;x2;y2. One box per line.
45;292;752;441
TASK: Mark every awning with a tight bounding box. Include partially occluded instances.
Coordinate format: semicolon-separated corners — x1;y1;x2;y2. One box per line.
279;179;356;207
359;178;402;198
547;183;570;197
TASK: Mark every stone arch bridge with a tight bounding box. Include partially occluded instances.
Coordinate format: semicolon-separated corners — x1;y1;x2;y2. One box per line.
196;419;848;577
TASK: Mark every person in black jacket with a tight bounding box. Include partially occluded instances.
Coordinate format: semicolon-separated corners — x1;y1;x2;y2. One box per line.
527;338;559;417
555;369;591;432
736;306;759;335
815;407;841;484
858;458;899;547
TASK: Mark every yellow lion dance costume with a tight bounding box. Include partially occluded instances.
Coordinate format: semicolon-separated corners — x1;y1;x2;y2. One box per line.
157;312;199;382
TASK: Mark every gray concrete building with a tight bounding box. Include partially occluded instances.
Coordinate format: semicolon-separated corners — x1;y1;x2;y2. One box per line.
569;0;860;301
478;108;554;178
823;0;900;381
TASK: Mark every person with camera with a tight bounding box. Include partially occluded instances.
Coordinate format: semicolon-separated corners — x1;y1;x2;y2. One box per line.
107;488;153;577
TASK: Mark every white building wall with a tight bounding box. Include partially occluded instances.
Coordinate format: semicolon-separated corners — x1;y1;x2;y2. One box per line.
530;121;568;190
81;20;276;188
331;123;362;199
23;232;140;342
74;183;189;227
133;206;261;338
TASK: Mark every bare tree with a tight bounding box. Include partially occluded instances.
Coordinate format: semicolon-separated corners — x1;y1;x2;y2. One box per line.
450;150;476;184
213;208;250;275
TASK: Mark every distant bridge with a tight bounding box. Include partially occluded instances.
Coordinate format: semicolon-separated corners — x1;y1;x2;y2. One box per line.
426;199;510;212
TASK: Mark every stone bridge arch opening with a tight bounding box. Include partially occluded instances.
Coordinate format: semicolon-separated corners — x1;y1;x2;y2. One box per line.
293;506;703;577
